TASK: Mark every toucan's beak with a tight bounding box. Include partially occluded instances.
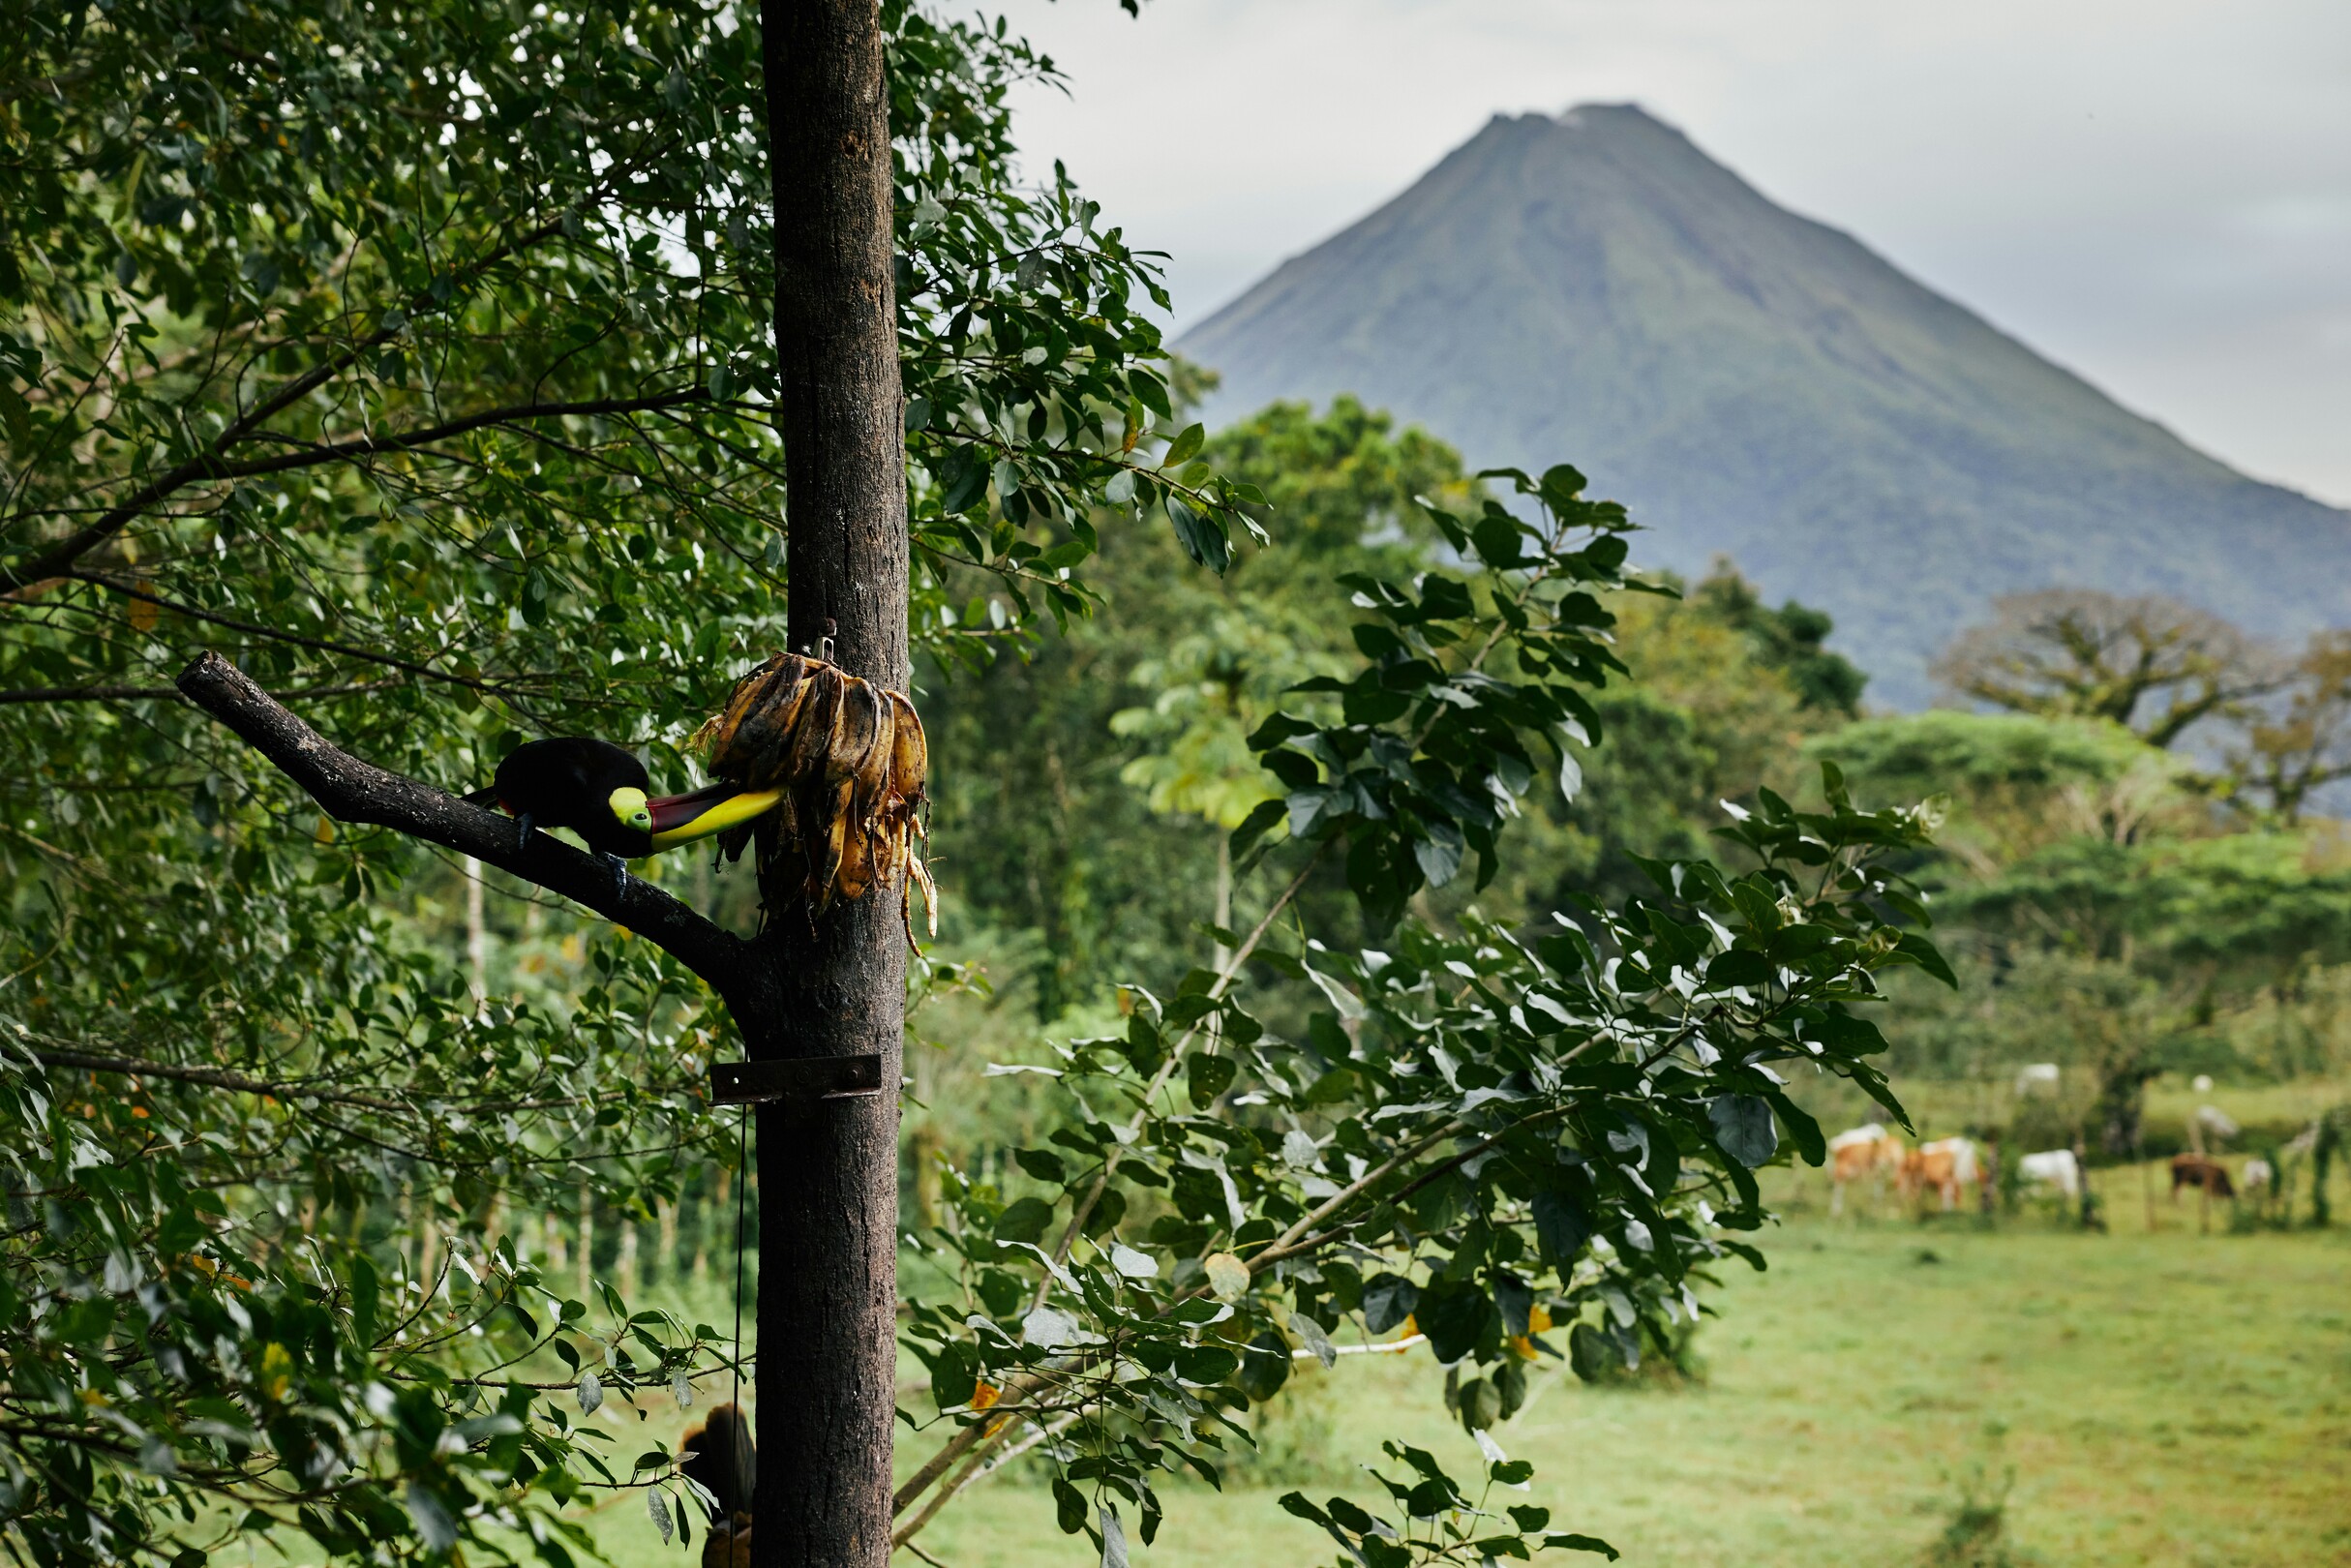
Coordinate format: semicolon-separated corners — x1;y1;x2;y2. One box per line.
647;784;785;851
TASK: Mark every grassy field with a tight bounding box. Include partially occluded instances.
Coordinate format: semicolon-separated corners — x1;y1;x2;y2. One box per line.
557;1161;2351;1568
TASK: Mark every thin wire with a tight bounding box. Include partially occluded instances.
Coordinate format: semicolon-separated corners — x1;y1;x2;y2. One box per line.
731;1101;747;1421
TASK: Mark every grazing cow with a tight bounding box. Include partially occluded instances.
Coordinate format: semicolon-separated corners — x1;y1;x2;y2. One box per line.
1900;1137;1983;1212
2013;1063;2061;1096
2242;1159;2274;1193
1828;1123;1904;1215
2017;1148;2081;1200
2169;1153;2236;1200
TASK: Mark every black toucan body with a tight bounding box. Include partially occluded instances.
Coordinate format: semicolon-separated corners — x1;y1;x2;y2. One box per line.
463;738;782;892
679;1402;755;1526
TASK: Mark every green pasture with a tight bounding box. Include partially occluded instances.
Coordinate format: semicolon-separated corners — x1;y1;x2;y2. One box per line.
556;1161;2350;1568
1781;1073;2347;1158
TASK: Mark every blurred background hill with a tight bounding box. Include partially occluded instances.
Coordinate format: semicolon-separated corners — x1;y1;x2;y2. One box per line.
1180;104;2351;709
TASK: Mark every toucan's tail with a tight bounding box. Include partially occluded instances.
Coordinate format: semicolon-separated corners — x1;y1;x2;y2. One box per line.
461;786;501;808
680;1403;755;1523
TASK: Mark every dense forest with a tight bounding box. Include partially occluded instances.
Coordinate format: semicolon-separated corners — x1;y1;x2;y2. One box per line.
917;389;2351;1167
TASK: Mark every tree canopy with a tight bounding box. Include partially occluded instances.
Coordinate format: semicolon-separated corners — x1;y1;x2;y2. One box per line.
4;6;1961;1567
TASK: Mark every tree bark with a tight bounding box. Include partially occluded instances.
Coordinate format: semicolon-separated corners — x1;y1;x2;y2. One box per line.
755;4;908;1566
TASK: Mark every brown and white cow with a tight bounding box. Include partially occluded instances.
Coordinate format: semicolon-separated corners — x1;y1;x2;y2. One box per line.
1900;1137;1984;1212
1828;1123;1905;1215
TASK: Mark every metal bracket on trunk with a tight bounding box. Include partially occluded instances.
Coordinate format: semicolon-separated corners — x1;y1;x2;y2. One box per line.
709;1053;886;1105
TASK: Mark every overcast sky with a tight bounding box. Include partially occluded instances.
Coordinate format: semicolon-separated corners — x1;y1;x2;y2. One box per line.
995;0;2351;506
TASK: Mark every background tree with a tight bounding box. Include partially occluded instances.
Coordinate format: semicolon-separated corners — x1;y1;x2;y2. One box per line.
1684;566;1867;718
1485;562;1867;915
923;395;1469;1020
1823;701;2351;1135
1811;710;2202;877
2230;630;2351;824
1933;588;2276;748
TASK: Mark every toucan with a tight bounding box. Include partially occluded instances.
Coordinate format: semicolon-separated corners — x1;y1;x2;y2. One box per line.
462;738;780;893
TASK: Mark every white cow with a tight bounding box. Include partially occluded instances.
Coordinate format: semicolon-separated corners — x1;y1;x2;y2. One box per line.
2194;1104;2240;1142
2017;1148;2080;1200
2242;1158;2274;1192
2013;1063;2061;1096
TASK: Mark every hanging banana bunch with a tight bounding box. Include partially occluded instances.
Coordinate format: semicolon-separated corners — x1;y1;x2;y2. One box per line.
692;651;936;942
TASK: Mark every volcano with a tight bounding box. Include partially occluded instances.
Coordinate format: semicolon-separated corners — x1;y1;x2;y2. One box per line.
1180;105;2351;706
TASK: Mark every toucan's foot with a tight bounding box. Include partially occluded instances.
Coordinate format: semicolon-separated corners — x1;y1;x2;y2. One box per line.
603;853;629;898
515;812;535;854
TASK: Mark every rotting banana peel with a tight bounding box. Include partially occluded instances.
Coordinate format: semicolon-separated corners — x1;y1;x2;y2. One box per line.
691;652;936;943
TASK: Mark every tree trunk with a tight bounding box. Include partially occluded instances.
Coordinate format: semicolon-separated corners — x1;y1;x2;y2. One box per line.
755;3;909;1566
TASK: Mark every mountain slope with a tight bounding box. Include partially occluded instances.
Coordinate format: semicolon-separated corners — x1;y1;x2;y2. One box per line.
1180;105;2351;707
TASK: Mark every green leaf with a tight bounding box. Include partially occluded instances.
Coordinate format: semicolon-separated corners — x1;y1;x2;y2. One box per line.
1054;1477;1089;1535
1202;1252;1251;1303
1128;368;1171;419
1415;496;1469;550
1167;495;1231;573
1895;930;1960;988
0;382;31;445
1568;1322;1614;1383
1413;824;1463;890
349;1254;378;1344
1704;950;1773;988
1536;464;1588;509
993;1196;1056;1245
1530;1189;1591;1270
1415;1278;1493;1363
1160;422;1205;468
1417;575;1477;620
1174;1343;1240;1384
1709;1095;1779;1168
931;1342;979;1410
1187;1052;1237;1109
1493;1272;1534;1338
1362;1273;1419;1335
1544;1532;1621;1560
1304;1066;1360;1105
1341;682;1411;727
1764;1091;1827;1166
1236;1331;1292;1402
1013;1147;1068;1184
1471;512;1525;569
1454;1377;1500;1434
404;1483;459;1553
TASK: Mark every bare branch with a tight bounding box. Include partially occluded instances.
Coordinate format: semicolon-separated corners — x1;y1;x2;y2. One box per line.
162;388;716;489
0;680;388;706
23;1044;409;1113
172;651;749;999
